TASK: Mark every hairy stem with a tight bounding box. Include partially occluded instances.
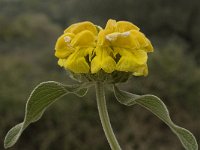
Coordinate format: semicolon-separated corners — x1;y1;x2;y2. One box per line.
95;82;121;150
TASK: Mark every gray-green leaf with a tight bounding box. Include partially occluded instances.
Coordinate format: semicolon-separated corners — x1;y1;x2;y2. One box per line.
4;81;90;149
113;86;198;150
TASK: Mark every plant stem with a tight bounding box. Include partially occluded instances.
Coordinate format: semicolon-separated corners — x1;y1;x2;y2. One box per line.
95;82;121;150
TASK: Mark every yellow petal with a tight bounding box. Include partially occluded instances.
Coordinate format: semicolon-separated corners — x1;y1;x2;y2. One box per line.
101;56;116;73
116;57;148;76
116;21;139;32
71;30;96;47
55;48;74;59
55;33;74;50
64;50;89;73
91;56;102;73
64;21;97;35
116;48;147;65
97;30;110;46
91;47;116;73
84;47;94;61
116;56;138;72
131;30;147;46
130;30;153;52
145;38;154;52
66;57;89;73
106;31;140;49
55;33;75;58
58;59;66;67
91;56;116;73
115;48;147;72
105;19;117;32
133;64;148;76
132;50;147;65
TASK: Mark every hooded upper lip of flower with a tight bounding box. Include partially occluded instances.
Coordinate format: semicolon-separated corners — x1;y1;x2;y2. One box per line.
55;19;153;76
55;21;98;58
55;21;98;73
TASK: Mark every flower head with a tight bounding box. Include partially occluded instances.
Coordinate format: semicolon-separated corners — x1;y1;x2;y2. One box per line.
55;19;153;82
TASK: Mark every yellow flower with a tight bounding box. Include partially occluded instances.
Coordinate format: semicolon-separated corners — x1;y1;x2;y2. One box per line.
55;21;98;73
91;19;153;76
55;19;153;77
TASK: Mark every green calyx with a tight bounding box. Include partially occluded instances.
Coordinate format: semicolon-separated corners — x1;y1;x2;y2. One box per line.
69;70;132;83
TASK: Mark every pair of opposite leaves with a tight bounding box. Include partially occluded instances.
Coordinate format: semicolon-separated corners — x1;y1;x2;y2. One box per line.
4;81;198;150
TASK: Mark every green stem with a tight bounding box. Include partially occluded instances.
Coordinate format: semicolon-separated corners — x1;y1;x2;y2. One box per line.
95;82;121;150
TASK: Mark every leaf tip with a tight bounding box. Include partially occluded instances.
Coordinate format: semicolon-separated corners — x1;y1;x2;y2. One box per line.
4;123;23;149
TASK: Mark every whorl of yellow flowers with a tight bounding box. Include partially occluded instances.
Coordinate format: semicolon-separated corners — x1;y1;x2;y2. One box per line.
55;19;153;77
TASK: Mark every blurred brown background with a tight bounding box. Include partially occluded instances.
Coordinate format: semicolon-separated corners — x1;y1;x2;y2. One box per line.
0;0;200;149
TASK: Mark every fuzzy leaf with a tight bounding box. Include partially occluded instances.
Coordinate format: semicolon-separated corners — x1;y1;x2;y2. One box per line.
4;81;89;149
114;86;198;150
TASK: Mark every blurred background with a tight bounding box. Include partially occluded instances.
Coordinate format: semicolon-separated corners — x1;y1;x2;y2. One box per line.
0;0;200;149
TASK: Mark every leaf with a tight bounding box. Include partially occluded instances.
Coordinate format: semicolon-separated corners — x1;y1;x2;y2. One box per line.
4;81;90;149
113;86;198;150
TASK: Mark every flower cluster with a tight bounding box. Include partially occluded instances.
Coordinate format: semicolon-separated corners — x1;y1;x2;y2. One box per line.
55;19;153;76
